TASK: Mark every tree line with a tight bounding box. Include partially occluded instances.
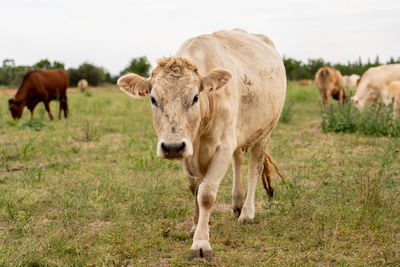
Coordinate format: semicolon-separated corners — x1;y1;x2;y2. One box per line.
2;55;400;87
284;56;400;81
0;57;151;87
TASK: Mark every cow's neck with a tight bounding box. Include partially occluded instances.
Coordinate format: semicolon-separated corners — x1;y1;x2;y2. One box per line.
14;85;29;105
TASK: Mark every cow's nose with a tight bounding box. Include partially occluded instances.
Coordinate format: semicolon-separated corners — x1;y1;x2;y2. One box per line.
161;142;186;158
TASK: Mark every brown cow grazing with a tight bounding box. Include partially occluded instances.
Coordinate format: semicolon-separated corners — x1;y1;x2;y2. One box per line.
296;79;312;86
118;29;286;260
315;67;345;109
8;69;69;120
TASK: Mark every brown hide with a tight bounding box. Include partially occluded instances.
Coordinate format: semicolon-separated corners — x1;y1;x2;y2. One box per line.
8;69;69;120
315;67;345;109
296;80;312;86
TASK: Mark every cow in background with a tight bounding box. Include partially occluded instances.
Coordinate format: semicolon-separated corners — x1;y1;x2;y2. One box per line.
351;64;400;111
296;80;312;86
387;81;400;120
78;79;89;92
8;69;69;120
343;74;360;89
315;67;345;109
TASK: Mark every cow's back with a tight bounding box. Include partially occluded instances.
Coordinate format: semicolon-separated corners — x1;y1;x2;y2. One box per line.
176;29;286;147
361;64;400;87
38;69;69;91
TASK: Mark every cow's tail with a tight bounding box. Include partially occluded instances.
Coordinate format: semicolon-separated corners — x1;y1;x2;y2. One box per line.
261;151;285;198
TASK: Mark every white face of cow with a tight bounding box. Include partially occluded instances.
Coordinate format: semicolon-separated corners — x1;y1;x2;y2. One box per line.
150;73;201;159
351;77;371;110
117;57;231;159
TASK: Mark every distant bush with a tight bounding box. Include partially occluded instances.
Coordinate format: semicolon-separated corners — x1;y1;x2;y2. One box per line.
120;56;151;77
68;63;105;86
279;99;294;123
321;101;400;137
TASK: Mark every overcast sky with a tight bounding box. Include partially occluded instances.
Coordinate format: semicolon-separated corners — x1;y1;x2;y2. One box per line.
1;0;399;75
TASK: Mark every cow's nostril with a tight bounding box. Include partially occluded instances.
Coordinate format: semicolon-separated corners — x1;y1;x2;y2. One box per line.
177;142;185;153
161;142;186;157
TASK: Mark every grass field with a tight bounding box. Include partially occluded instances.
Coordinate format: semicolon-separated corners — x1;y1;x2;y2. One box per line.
0;83;399;266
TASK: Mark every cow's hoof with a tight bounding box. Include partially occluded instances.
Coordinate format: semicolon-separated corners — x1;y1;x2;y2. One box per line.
189;240;212;261
238;216;253;224
189;248;212;262
238;206;254;223
238;213;254;224
232;207;241;216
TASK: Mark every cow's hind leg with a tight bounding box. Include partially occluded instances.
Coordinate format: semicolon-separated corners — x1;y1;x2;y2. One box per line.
60;97;68;118
232;148;245;216
339;88;345;105
238;139;268;223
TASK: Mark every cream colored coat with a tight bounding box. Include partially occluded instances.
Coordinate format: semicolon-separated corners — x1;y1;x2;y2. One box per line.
387;81;400;120
77;79;88;92
343;74;360;89
351;64;400;110
117;29;286;260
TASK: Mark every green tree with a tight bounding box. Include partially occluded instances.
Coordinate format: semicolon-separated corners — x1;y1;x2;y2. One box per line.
1;59;15;86
34;59;52;69
120;56;151;77
33;59;65;70
52;61;65;70
68;63;105;86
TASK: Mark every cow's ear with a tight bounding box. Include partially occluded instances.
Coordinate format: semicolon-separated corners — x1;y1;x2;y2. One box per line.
201;69;232;92
356;77;361;86
117;73;151;98
8;98;14;106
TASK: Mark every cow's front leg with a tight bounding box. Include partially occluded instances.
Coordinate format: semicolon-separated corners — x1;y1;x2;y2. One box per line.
187;176;199;237
189;145;233;261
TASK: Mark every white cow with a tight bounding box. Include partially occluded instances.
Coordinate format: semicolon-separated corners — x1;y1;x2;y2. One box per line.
117;29;286;260
77;79;89;92
343;74;360;89
387;81;400;120
351;64;400;110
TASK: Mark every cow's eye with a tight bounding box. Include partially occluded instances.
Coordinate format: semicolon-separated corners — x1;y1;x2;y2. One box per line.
150;96;157;106
192;95;199;105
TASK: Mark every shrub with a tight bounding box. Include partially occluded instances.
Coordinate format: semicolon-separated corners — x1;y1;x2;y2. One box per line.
321;101;400;137
68;63;105;86
279;99;294;123
20;119;52;131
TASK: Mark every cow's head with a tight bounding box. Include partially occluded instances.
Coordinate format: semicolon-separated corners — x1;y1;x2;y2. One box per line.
118;57;231;159
8;98;24;119
351;75;374;110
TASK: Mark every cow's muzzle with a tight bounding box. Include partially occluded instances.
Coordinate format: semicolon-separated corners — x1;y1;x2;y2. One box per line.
157;138;193;159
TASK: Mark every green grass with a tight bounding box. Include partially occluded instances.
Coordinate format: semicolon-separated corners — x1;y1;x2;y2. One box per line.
0;84;399;266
